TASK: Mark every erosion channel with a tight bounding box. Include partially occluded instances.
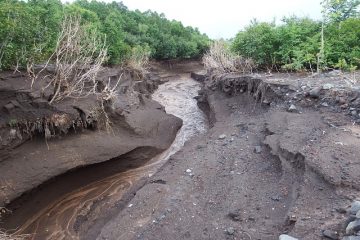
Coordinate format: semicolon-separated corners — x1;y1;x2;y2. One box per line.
2;75;209;240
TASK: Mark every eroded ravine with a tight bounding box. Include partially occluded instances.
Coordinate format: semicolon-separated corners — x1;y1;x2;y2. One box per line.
2;75;208;240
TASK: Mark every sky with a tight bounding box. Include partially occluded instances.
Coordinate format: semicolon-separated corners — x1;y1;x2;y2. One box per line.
119;0;323;39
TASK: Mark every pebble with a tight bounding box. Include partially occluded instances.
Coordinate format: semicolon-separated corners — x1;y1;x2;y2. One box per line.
218;134;227;140
322;102;329;107
254;145;262;154
342;236;360;240
350;201;360;215
279;234;298;240
356;211;360;218
323;83;335;90
186;169;192;173
309;87;322;98
225;227;235;235
322;229;339;240
288;104;298;113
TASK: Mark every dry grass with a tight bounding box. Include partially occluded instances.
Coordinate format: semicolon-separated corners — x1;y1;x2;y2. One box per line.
125;46;150;79
36;15;108;104
203;41;256;74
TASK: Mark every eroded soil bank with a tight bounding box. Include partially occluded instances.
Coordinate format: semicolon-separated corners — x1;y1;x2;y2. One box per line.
1;62;360;240
97;71;360;240
0;61;208;239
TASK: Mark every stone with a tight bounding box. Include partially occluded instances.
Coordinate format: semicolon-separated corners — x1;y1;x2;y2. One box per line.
323;84;335;90
3;103;15;112
356;211;360;219
9;129;17;140
322;229;339;240
228;210;242;222
350;201;360;215
341;104;349;109
186;169;192;173
339;97;347;104
254;146;262;154
309;87;322;98
218;134;227;140
322;102;329;107
288;104;298;113
226;227;235;235
352;111;358;116
342;236;360;240
279;234;298;240
346;220;360;235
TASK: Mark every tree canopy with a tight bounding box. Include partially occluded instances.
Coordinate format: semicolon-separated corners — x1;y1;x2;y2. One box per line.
231;0;360;71
0;0;210;70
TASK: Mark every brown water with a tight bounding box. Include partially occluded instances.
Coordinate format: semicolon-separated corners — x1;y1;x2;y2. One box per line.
2;76;208;240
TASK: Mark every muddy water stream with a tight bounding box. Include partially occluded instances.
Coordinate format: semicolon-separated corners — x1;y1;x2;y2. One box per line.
2;75;208;239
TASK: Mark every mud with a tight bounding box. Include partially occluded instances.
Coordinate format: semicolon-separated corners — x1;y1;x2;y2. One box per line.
2;62;360;240
0;65;208;240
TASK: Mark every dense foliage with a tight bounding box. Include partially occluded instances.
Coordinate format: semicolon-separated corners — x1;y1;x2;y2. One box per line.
0;0;210;69
231;0;360;71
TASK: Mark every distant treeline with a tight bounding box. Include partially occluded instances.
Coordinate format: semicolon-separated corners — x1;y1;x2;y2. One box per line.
0;0;210;70
231;0;360;71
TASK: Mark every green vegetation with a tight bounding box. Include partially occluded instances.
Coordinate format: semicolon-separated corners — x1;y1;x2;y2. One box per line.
231;0;360;72
0;0;210;70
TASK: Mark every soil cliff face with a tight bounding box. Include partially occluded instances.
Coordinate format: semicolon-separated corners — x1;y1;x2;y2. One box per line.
0;66;182;207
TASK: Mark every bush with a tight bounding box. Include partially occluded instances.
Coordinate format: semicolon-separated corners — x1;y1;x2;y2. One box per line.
231;20;278;69
231;15;360;72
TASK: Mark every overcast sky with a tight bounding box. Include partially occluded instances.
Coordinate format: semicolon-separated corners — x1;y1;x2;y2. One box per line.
120;0;323;39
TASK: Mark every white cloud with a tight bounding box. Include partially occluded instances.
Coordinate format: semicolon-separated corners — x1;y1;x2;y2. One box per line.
64;0;323;39
120;0;323;39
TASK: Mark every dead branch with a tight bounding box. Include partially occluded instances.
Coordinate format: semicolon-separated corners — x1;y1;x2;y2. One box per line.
38;15;108;104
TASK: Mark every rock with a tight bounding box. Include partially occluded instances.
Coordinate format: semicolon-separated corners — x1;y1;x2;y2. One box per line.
323;84;335;90
322;102;329;107
197;145;206;149
225;227;235;235
346;215;358;226
279;234;298;240
350;201;360;215
228;210;242;222
346;220;360;235
185;169;192;173
356;211;360;218
342;236;360;240
3;103;15;112
254;146;262;154
322;229;339;239
9;129;17;140
339;97;347;104
218;134;227;140
351;110;358;116
288;104;298;113
341;104;349;109
271;195;281;201
309;87;322;98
